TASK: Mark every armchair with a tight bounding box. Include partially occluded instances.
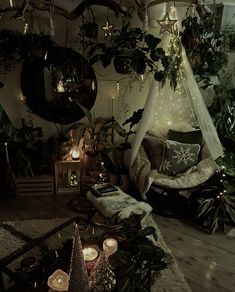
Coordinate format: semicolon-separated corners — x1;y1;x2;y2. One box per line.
129;126;218;200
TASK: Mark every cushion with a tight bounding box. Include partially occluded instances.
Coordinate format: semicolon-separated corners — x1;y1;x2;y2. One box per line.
152;157;217;189
159;140;201;175
167;129;202;145
142;135;165;169
147;122;197;138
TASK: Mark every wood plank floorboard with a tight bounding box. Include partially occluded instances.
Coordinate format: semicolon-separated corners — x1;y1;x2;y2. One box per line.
0;195;234;291
153;214;235;292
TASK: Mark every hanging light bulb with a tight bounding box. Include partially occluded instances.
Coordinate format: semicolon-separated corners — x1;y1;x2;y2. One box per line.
44;51;48;60
116;81;120;92
91;80;95;91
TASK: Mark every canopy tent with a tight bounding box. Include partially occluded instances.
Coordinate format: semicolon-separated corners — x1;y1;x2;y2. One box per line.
130;3;224;168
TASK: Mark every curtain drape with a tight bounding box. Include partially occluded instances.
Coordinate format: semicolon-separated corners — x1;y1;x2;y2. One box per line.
130;6;223;167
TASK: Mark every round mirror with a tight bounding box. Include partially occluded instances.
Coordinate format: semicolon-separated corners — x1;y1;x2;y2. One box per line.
21;46;97;124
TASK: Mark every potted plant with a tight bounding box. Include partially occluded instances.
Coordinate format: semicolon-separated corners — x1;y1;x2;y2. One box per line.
88;22;171;84
105;108;144;190
69;100;126;176
80;8;98;39
102;221;168;291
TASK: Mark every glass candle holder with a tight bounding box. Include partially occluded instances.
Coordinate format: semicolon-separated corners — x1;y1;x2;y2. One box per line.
82;246;99;275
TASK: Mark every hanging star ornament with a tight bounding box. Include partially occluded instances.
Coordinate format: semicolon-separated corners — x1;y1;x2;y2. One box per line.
157;12;177;34
102;18;114;38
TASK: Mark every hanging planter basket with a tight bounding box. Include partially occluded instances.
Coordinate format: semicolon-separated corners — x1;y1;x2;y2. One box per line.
81;8;98;39
113;56;132;74
82;22;98;39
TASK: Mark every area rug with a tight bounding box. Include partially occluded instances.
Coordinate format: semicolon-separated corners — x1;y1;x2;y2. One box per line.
0;216;191;292
0;217;76;266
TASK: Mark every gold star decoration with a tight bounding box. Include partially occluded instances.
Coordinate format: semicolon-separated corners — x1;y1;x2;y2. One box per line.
102;18;114;38
157;12;177;34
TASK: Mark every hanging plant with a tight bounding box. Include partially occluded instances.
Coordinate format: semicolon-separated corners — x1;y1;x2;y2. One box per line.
180;15;202;51
180;13;228;81
81;8;98;39
0;30;23;74
0;29;55;74
88;22;179;87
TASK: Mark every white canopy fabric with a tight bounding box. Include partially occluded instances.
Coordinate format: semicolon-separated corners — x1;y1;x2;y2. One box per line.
129;6;224;167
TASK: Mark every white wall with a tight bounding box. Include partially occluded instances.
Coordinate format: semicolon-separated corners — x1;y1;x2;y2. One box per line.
0;6;150;140
0;3;234;141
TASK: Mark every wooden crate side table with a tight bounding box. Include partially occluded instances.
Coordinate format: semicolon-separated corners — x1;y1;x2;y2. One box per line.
54;160;81;195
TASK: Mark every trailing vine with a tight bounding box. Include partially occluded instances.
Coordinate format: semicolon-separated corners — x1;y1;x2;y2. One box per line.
0;29;56;74
181;11;235;233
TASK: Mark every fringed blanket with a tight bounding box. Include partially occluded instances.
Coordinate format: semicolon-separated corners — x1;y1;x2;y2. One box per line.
130;145;217;200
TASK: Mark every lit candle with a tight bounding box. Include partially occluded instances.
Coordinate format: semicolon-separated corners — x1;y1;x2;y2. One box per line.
57;80;65;92
82;247;99;274
5;142;9;164
47;269;69;291
103;238;118;258
71;145;80;160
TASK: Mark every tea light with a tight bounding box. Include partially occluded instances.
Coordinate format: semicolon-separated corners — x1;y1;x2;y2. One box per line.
82;247;99;274
103;238;118;258
47;269;69;292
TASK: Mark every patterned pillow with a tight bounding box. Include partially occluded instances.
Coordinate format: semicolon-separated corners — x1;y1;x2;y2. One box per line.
159;140;201;175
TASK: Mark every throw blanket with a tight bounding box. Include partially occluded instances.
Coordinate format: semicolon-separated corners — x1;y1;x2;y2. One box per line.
86;186;152;223
87;188;191;291
130;145;217;200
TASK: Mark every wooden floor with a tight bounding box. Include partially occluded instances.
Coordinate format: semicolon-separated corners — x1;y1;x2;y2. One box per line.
0;195;234;292
154;215;235;292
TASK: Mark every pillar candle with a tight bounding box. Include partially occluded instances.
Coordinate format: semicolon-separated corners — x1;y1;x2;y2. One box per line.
103;238;118;258
82;247;99;275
